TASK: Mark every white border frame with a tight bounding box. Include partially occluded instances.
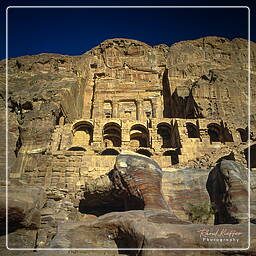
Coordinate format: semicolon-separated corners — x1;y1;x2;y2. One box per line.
5;5;251;251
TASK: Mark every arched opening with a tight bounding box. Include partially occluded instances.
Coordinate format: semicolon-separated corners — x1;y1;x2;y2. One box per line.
130;124;150;148
157;123;172;148
68;146;86;151
163;150;179;165
237;128;248;142
101;148;119;155
72;121;93;147
103;123;121;147
186;123;199;138
136;149;153;157
207;123;222;143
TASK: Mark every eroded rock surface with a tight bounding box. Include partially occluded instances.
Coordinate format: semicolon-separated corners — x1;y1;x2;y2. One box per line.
0;186;46;233
207;160;252;224
162;167;213;223
49;210;255;254
0;36;255;188
112;151;170;212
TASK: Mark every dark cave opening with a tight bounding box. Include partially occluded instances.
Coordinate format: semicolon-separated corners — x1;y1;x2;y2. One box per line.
207;124;221;143
157;123;172;148
130;124;150;148
79;194;144;217
73;121;94;146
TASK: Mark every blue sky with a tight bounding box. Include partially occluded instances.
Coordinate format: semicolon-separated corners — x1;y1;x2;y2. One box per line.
0;0;254;60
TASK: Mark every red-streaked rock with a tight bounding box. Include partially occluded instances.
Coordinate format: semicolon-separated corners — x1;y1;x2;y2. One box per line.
207;160;251;224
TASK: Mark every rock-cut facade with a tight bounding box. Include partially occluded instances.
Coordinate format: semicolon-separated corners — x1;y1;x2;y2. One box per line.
1;37;256;191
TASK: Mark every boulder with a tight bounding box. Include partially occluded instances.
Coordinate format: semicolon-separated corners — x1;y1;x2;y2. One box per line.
162;167;212;223
206;160;251;224
0;186;46;233
112;151;170;212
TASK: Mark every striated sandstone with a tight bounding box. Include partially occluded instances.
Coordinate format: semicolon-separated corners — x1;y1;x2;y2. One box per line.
207;160;253;224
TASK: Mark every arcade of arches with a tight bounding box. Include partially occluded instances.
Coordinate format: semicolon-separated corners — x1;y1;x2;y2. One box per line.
50;116;252;172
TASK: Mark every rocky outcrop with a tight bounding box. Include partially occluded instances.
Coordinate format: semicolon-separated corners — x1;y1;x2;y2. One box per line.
1;36;255;255
0;153;254;256
81;157;255;225
82;166;212;223
0;186;46;233
80;151;185;219
49;210;255;254
1;36;255;185
206;160;251;225
49;153;253;252
0;53;82;180
162;168;213;223
112;151;171;212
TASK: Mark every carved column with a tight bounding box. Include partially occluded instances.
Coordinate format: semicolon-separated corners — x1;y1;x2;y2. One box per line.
151;99;157;118
152;97;163;118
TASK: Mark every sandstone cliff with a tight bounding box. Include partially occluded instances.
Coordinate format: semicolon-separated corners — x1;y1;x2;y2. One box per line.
0;36;255;255
1;36;255;182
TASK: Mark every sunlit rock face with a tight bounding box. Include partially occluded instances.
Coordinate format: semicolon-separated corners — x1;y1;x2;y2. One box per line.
1;36;255;186
0;37;255;254
113;151;170;212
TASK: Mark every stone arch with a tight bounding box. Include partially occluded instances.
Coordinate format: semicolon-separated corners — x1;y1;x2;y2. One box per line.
186;122;199;138
157;123;172;148
136;149;153;157
207;123;222;143
130;124;150;148
103;122;121;147
237;128;248;142
72;121;93;147
101;148;119;155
